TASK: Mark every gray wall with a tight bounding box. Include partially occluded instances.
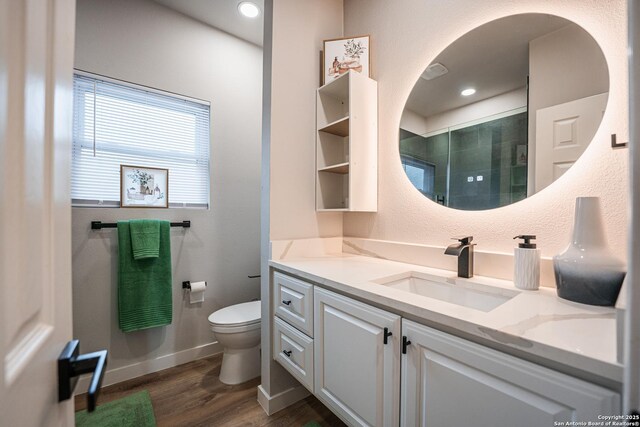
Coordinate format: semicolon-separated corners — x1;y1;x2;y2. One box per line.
72;0;262;376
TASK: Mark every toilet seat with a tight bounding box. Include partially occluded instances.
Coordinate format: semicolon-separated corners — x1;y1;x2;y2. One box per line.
210;321;260;334
209;300;261;334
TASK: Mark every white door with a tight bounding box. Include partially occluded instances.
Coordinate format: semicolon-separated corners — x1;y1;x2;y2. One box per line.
401;319;619;427
314;287;400;427
0;0;76;425
534;92;608;192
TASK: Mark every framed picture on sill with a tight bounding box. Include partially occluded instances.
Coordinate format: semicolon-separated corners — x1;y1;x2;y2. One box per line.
120;165;169;208
322;35;370;85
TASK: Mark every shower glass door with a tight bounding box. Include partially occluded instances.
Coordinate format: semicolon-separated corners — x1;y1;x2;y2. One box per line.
400;108;528;210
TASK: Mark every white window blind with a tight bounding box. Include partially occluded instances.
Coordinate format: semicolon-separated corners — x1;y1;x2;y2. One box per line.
72;72;210;208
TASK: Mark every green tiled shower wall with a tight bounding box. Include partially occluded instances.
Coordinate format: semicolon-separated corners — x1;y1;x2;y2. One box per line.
399;112;528;210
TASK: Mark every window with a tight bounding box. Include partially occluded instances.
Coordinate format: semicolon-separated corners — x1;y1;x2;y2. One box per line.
72;72;210;208
401;154;435;198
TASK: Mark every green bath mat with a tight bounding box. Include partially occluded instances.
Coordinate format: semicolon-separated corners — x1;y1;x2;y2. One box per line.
303;422;322;427
75;390;156;427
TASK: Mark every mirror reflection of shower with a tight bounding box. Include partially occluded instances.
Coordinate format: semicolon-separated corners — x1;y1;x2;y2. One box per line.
401;108;527;210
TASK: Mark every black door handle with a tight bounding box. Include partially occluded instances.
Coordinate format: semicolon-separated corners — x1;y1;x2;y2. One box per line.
282;300;292;305
402;336;412;354
58;340;108;412
283;350;292;357
383;327;393;345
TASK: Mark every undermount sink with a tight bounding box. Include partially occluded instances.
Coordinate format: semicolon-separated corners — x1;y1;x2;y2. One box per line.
372;271;519;312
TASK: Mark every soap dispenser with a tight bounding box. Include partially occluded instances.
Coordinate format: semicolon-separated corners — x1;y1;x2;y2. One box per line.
513;235;540;290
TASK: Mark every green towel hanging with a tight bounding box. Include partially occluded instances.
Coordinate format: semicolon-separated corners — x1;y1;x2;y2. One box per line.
118;220;172;332
129;219;161;259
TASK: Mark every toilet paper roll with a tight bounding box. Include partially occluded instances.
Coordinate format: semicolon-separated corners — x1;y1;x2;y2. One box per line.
188;281;207;304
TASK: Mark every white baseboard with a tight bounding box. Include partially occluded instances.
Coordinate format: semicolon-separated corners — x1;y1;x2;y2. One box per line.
257;384;310;415
77;341;223;391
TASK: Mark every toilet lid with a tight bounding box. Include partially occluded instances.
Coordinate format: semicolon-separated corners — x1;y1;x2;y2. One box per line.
208;300;261;326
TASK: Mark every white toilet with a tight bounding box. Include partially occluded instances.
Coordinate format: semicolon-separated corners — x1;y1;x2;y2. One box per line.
208;300;261;385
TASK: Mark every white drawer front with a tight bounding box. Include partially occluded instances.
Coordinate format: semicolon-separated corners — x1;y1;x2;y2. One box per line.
274;272;314;336
273;317;314;392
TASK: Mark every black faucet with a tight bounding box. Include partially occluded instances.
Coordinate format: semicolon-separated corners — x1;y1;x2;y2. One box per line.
444;236;475;278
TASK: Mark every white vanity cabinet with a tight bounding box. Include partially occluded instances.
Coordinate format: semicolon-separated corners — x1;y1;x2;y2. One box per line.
314;287;401;427
271;270;620;426
400;319;620;427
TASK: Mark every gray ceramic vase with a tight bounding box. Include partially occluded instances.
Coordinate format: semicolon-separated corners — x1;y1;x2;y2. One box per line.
553;197;626;306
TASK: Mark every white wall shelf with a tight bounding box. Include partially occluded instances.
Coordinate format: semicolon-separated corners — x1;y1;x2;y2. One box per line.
318;162;349;174
318;117;350;137
316;71;377;212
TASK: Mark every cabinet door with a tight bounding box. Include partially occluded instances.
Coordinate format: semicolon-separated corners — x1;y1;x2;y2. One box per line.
314;287;400;426
401;319;620;427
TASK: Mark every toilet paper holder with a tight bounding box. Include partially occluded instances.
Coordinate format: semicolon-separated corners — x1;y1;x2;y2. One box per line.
182;281;207;290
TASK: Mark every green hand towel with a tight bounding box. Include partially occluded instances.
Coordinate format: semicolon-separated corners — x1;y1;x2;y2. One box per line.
118;220;172;332
129;219;160;259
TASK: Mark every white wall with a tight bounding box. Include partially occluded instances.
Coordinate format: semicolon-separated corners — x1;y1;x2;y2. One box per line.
72;0;263;379
529;23;610;148
343;0;628;260
259;0;344;410
268;0;344;240
400;108;431;136
401;87;527;136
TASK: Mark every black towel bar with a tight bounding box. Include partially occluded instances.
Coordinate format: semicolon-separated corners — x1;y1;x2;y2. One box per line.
91;220;190;230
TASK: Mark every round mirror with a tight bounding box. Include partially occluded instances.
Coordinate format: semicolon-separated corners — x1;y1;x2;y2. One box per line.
400;14;609;211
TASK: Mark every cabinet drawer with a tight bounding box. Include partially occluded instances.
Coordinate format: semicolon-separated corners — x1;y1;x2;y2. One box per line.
273;317;314;392
273;272;314;336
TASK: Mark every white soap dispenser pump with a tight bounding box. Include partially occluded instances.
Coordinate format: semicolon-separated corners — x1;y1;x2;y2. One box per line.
513;235;541;290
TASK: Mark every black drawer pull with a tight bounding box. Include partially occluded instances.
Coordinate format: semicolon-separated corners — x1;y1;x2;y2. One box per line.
383;327;393;345
283;350;292;357
402;336;412;354
282;300;292;306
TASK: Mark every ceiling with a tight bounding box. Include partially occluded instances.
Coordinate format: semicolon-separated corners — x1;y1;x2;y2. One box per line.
153;0;264;46
405;14;573;119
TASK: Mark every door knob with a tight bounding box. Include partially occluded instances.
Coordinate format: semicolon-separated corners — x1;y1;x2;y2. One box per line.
58;340;108;412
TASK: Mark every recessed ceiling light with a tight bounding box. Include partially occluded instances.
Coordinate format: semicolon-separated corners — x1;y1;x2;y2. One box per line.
461;88;476;97
238;2;260;18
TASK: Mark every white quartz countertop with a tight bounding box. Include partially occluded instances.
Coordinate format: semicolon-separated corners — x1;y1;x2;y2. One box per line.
269;253;622;384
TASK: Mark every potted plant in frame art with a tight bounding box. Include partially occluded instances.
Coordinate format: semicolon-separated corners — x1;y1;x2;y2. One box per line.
120;165;169;208
323;35;370;85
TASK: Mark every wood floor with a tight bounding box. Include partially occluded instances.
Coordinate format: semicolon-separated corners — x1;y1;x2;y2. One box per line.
75;354;345;427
